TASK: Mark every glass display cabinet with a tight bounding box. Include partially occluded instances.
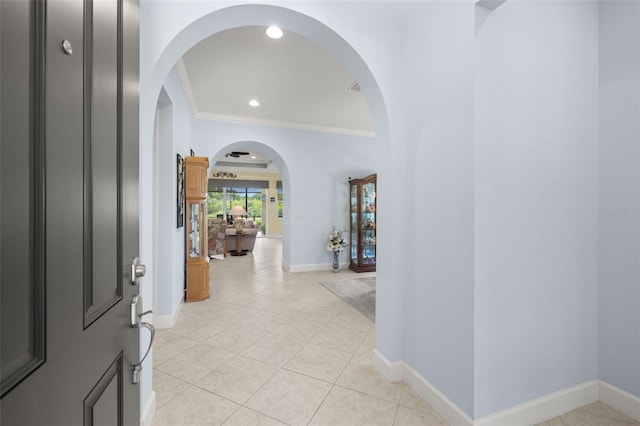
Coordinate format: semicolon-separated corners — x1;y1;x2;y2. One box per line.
349;174;376;272
185;156;209;302
187;201;206;259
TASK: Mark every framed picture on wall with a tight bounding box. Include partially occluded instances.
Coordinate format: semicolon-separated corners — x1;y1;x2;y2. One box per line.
177;154;185;228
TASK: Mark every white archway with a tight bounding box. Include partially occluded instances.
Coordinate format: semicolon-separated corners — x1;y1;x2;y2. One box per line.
140;3;391;264
140;4;402;415
141;4;393;273
208;140;292;252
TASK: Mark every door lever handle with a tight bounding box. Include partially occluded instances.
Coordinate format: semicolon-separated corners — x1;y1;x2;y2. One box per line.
139;310;153;319
129;295;155;384
130;296;152;327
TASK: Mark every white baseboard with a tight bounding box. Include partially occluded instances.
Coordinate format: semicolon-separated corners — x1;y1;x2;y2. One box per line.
402;363;474;426
372;349;403;381
282;258;291;272
155;297;183;329
401;364;599;426
283;261;349;273
140;390;156;426
371;350;472;425
372;352;626;426
475;380;599;426
600;381;640;422
288;263;326;272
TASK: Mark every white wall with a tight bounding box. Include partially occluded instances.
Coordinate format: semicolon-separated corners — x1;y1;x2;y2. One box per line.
598;0;640;398
155;90;176;318
474;1;600;417
154;68;193;322
140;68;195;413
401;1;476;416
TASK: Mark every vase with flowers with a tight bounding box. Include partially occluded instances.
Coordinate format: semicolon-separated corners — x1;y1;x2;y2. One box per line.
327;227;348;272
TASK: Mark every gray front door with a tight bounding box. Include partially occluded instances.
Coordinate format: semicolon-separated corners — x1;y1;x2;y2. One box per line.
1;0;141;424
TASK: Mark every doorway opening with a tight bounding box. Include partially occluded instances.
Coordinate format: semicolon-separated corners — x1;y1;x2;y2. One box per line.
145;7;392;418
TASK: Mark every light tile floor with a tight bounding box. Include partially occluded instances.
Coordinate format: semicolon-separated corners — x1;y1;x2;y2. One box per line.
152;238;639;426
537;402;639;426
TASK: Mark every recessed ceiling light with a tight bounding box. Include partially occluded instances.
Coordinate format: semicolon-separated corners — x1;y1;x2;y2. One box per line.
251;156;256;159
248;99;260;107
265;26;283;39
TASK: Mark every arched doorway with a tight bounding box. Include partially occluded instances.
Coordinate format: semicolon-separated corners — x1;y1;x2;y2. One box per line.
141;5;396;420
208;140;291;258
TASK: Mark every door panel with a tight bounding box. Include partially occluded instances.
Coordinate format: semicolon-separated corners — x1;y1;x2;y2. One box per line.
0;0;46;396
83;0;123;327
0;0;141;424
84;354;123;426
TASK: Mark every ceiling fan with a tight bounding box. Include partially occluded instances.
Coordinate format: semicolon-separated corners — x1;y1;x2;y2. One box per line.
225;151;250;158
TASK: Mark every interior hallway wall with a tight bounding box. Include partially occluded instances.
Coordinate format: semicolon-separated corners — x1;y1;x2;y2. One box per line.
154;89;180;320
598;0;640;399
473;1;600;417
402;1;476;417
153;68;194;326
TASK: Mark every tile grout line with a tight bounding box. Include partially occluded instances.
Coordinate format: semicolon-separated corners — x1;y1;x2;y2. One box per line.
391;401;401;426
151;369;192;412
155;239;388;425
306;383;336;426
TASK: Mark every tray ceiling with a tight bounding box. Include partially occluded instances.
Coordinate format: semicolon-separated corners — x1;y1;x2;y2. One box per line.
177;26;375;137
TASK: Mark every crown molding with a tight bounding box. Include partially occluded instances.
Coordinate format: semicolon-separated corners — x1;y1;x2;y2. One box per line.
175;58;200;116
194;111;375;138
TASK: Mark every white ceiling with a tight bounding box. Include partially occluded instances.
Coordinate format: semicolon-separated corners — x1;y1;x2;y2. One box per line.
212;150;280;174
178;26;375;138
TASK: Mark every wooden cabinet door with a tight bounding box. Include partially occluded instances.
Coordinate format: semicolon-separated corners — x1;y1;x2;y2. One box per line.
185;157;209;199
186;260;209;302
199;262;210;297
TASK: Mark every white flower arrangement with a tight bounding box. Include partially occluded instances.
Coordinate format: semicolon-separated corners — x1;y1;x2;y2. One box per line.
327;227;348;252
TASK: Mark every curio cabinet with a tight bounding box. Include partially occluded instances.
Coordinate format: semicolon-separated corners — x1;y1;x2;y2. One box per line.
185;156;209;301
349;174;376;272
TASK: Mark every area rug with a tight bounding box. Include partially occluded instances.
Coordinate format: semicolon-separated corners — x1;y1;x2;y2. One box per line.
320;276;376;322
